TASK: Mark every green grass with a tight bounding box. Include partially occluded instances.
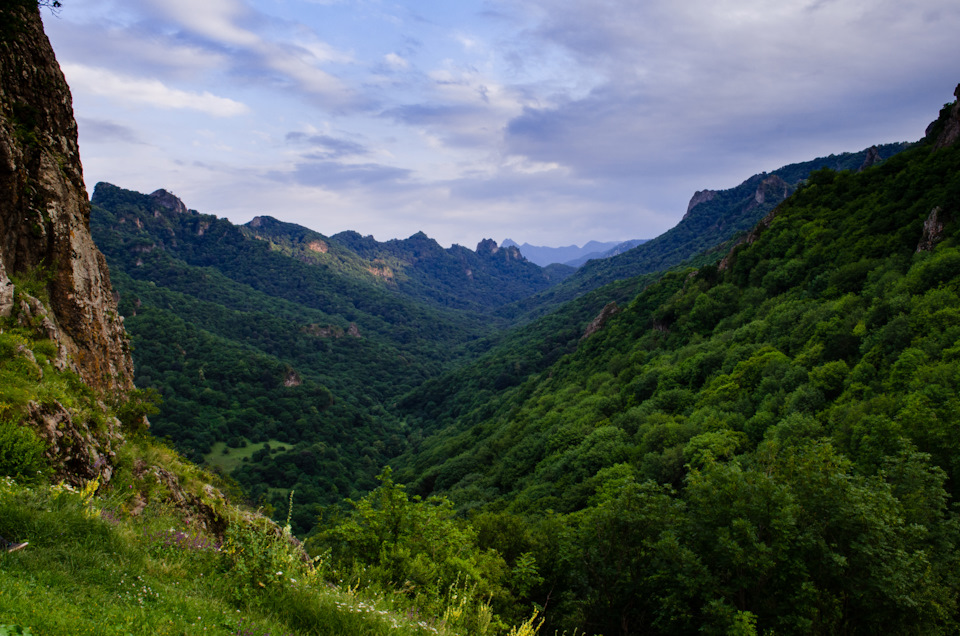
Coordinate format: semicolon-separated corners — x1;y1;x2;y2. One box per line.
0;475;462;636
204;440;293;474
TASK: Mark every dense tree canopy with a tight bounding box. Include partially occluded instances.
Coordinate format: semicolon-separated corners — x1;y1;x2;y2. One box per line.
84;101;960;633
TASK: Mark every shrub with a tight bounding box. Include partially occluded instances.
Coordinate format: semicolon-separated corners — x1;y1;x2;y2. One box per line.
0;415;49;483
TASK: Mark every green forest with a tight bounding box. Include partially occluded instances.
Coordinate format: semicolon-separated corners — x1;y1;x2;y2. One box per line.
7;0;960;630
380;130;960;633
89;182;541;530
69;98;960;634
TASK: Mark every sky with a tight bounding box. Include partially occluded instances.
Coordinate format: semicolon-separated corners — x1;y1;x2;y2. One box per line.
42;0;960;249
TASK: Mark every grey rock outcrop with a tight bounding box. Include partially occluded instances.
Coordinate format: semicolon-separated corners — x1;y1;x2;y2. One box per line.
918;206;949;252
581;301;621;341
27;400;122;485
858;145;881;171
476;238;500;255
753;175;790;206
150;188;189;215
933;84;960;150
685;189;717;218
0;256;13;317
0;3;134;393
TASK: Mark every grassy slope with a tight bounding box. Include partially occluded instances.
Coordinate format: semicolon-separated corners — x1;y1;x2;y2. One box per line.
0;456;461;636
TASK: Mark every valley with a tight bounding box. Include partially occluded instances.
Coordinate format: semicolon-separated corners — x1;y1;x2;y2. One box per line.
3;0;960;633
87;128;960;634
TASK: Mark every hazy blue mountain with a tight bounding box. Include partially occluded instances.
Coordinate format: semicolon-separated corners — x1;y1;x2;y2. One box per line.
563;238;650;267
502;239;626;267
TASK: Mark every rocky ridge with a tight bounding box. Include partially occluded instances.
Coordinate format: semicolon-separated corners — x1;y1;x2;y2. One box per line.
685;189;717;217
720;86;959;272
932;84;960;150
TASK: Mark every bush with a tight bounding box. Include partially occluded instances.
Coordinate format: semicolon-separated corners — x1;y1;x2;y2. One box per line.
0;415;48;483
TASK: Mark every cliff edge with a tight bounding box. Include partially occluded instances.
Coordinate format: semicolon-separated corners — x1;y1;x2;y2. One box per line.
0;2;134;393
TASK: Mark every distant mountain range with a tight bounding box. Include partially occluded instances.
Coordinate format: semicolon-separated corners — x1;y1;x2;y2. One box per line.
502;238;648;267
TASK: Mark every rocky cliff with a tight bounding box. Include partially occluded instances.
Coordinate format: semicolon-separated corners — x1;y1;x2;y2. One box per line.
0;2;134;394
932;84;960;150
684;189;717;217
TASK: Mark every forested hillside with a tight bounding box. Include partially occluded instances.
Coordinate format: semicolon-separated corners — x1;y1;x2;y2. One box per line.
500;142;911;322
244;215;569;312
396;143;911;446
81;67;960;634
89;184;561;531
351;99;960;634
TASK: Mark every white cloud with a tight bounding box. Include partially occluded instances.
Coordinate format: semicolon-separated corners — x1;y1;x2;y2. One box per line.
384;53;409;70
61;64;249;117
456;34;480;50
136;0;359;109
147;0;260;47
48;0;960;249
260;46;352;99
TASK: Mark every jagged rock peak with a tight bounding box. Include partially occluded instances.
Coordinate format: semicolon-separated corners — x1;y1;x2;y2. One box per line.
685;190;717;217
858;145;881;172
0;2;134;393
246;215;285;230
476;238;500;254
150;188;189;215
476;238;525;260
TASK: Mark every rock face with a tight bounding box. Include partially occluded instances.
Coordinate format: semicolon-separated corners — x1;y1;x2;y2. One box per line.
933;84;960;150
0;3;134;393
27;400;123;484
0;256;13;317
150;188;189;215
858;145;881;172
477;238;524;261
918;206;949;252
753;175;790;207
685;190;717;218
476;238;500;255
581;301;621;341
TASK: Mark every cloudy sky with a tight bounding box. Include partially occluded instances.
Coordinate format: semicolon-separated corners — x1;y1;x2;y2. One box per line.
43;0;960;249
